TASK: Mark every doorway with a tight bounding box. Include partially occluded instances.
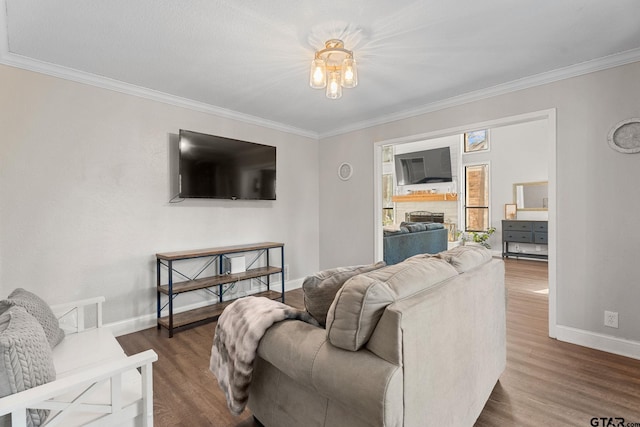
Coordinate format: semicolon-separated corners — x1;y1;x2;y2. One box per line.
373;109;557;338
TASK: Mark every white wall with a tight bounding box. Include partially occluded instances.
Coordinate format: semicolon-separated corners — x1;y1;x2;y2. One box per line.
391;135;460;226
386;122;548;245
461;120;549;253
393;134;460;195
319;60;640;354
3;58;639;357
0;65;320;332
319;130;377;268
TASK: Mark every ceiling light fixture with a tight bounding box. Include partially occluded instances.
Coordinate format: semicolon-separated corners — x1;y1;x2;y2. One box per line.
309;39;358;100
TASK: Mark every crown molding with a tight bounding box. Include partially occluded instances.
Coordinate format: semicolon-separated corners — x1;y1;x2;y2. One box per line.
0;52;319;139
0;0;318;141
319;48;640;139
2;0;639;141
5;46;638;142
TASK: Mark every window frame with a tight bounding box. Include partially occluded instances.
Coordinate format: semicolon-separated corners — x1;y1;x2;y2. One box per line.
463;161;491;233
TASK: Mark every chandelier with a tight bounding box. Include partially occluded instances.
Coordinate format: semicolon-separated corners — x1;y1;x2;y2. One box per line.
309;39;358;100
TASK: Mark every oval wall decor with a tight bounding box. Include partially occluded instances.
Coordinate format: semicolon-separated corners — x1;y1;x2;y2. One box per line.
608;118;640;153
337;162;353;181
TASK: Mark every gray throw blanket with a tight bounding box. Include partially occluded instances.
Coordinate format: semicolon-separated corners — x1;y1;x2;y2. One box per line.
209;296;318;415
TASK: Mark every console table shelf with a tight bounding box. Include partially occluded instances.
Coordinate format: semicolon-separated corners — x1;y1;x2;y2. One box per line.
501;220;548;261
156;242;284;260
157;266;282;295
156;242;284;337
157;290;281;330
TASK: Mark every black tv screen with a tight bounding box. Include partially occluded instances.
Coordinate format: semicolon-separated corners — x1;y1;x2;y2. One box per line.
394;147;452;185
178;130;276;200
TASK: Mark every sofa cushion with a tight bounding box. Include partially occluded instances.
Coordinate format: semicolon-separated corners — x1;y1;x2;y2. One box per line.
400;221;444;231
0;288;65;349
0;306;55;427
303;262;386;326
326;257;458;351
437;245;493;273
404;223;426;232
424;222;445;230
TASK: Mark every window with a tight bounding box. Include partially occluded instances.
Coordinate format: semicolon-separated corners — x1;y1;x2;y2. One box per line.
464;163;489;232
381;145;394;225
464;130;489;153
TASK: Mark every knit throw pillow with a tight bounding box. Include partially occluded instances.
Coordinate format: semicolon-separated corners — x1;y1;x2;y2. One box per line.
0;306;56;427
0;288;65;348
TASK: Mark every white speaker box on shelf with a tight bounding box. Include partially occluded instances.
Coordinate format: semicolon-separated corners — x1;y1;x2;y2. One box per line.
230;256;246;274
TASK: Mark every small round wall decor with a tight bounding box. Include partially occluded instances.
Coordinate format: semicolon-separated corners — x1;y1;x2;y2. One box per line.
337;162;353;181
608;118;640;153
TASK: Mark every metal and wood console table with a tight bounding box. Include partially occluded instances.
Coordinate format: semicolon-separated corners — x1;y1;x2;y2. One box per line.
501;220;548;261
156;242;284;337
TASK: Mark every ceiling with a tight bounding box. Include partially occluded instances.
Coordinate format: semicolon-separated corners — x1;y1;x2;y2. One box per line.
2;0;640;138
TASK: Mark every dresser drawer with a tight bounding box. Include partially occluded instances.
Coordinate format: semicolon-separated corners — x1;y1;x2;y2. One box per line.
503;221;533;231
534;232;548;244
503;231;533;243
533;222;548;232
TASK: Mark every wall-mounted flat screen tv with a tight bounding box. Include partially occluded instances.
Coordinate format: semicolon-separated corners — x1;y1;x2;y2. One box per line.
394;147;452;185
178;129;276;200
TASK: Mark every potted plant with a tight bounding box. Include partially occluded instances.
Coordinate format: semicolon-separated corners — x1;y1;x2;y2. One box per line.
457;227;496;248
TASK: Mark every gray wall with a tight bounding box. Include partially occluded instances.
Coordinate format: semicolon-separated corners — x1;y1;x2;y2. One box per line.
462;120;549;252
319;61;640;347
2;58;639;354
0;64;320;332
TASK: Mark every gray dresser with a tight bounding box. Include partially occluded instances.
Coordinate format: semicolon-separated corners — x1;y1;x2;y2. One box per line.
501;220;548;260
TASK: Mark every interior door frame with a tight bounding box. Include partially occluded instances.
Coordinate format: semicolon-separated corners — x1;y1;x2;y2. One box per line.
373;108;557;338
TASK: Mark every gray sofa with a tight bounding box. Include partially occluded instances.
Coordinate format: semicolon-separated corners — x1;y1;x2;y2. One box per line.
248;246;506;427
383;222;448;265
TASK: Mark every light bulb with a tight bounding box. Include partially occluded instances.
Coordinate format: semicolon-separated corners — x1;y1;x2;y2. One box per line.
345;68;353;81
326;71;342;99
341;57;358;88
309;58;326;89
313;68;324;83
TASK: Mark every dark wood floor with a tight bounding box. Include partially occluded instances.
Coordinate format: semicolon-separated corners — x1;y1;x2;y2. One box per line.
117;259;640;427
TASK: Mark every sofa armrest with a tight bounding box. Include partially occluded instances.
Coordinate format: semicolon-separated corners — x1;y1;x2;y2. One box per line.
312;343;402;427
0;349;158;427
51;296;105;333
256;320;403;427
257;320;327;386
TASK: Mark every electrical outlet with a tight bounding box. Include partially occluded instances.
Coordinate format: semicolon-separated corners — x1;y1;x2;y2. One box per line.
535;245;541;252
514;244;520;252
284;264;290;281
604;311;619;328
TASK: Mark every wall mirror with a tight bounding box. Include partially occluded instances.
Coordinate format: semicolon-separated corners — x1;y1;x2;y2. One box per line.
513;181;548;210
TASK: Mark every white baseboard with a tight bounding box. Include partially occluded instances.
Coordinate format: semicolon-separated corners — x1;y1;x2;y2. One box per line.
107;311;157;338
555;325;640;360
107;279;304;337
283;277;303;292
